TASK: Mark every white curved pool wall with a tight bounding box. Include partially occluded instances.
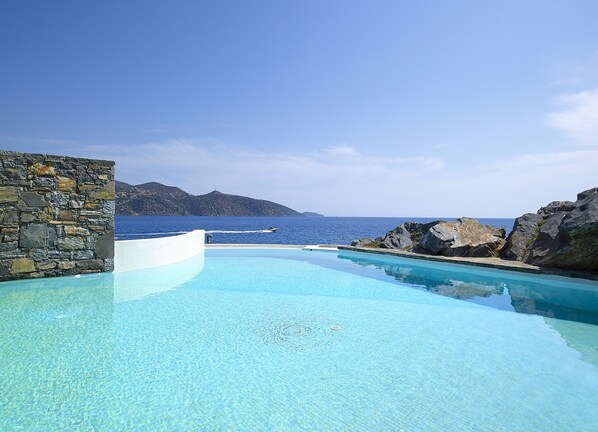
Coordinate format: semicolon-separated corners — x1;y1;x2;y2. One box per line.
114;230;205;273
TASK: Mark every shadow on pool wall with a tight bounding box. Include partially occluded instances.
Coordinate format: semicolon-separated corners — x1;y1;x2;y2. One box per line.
113;253;205;302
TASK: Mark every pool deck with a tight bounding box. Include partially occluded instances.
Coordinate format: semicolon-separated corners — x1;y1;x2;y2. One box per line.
206;243;598;281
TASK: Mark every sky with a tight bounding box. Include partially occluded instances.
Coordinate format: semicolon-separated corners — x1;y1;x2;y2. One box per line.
1;0;597;217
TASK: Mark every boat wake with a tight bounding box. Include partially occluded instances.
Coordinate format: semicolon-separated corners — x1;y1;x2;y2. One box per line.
206;229;277;234
116;228;278;239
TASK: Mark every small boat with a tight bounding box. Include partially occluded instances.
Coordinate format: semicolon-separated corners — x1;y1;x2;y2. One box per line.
266;227;279;232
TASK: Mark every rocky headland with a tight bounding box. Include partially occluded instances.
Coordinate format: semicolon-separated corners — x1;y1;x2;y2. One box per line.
351;187;598;273
116;181;310;217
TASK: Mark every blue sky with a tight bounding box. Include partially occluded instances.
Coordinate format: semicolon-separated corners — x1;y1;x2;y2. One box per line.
1;0;597;217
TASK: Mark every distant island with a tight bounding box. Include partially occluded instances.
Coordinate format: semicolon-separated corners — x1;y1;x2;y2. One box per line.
115;181;320;217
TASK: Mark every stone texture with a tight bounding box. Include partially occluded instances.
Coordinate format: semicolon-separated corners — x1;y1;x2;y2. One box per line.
89;181;115;200
57;237;85;250
28;163;56;177
0;150;115;281
501;213;543;261
11;258;35;273
0;187;19;203
57;176;76;192
419;218;506;257
19;192;49;208
64;226;89;236
95;230;114;259
20;224;49;248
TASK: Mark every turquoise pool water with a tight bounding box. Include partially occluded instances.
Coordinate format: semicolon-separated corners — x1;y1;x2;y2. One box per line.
1;248;598;431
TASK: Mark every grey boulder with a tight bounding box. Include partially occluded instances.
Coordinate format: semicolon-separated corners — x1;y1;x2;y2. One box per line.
419;217;506;257
526;187;598;271
501;213;543;261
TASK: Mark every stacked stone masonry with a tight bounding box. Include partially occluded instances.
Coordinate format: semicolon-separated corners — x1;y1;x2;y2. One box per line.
0;150;115;281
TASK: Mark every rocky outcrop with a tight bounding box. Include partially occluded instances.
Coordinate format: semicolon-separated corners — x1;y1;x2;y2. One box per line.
502;187;598;271
500;213;543;261
351;237;379;248
379;221;441;251
419;218;506;257
351;218;506;258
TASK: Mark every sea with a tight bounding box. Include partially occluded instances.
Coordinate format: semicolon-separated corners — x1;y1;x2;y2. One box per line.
115;216;515;245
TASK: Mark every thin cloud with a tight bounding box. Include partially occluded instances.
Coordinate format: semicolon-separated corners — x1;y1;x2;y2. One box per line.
326;145;359;156
78;138;446;215
546;88;598;146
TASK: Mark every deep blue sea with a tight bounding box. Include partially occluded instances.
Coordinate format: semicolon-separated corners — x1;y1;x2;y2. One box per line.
115;216;515;245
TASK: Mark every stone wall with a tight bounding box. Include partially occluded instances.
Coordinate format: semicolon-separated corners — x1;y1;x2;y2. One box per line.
0;150;115;281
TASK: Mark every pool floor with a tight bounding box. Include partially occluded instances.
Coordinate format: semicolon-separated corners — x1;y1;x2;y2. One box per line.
1;248;598;431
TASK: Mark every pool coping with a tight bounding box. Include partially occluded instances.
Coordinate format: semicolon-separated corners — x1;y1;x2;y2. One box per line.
204;243;598;281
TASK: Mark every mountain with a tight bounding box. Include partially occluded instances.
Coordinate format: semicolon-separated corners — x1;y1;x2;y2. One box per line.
302;211;324;217
115;181;303;216
116;181;191;215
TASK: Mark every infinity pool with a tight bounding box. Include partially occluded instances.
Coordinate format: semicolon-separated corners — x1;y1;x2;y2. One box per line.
2;248;598;431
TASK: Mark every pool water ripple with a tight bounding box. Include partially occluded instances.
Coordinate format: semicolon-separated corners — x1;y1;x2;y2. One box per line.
260;316;344;351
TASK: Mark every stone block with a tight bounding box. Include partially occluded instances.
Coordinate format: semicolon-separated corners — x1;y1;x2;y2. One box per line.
76;259;104;270
29;249;47;260
28;163;56;177
0;261;10;276
65;226;89;236
0;208;18;224
58;210;76;221
57;237;85;250
0;187;18;203
89;181;115;201
11;258;36;273
20;212;36;223
57;261;76;270
3;233;19;242
31;177;55;191
19;191;49;208
73;250;94;260
78;184;97;192
49;192;68;207
20;223;49;248
37;208;54;222
37;261;57;270
57;175;76;192
95;230;114;259
0;241;18;251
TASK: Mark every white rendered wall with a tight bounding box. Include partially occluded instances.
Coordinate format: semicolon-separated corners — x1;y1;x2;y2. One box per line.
114;229;205;273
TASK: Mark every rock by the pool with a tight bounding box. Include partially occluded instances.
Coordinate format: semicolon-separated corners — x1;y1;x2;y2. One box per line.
419;217;506;258
379;221;441;250
525;187;598;271
501;213;543;261
351;237;380;248
502;187;598;271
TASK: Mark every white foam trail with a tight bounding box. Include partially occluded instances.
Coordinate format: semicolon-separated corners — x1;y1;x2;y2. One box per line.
206;229;275;234
116;229;277;239
116;231;190;237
